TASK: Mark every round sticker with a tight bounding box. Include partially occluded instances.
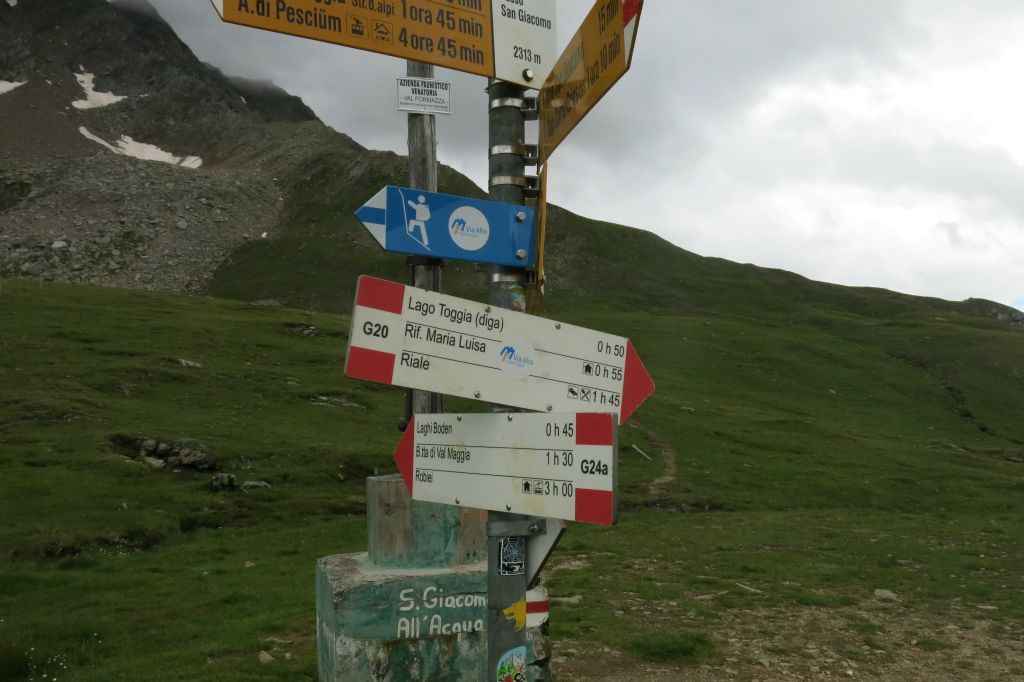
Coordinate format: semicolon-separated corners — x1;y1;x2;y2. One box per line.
497;336;536;380
449;206;490;251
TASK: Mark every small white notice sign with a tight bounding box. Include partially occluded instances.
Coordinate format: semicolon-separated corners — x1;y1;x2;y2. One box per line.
396;77;451;115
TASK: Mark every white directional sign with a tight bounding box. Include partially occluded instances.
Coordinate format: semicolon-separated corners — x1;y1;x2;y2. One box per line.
344;276;655;422
394;412;618;525
492;0;558;85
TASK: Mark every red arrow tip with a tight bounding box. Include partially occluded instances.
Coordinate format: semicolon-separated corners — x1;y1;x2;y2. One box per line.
621;340;654;422
393;418;415;494
623;0;642;25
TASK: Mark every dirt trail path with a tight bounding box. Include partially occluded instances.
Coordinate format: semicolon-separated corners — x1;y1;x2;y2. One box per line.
629;419;678;504
552;603;1024;680
549;423;1024;680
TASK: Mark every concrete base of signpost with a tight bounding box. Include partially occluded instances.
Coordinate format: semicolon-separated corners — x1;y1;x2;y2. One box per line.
316;554;552;681
316;475;553;681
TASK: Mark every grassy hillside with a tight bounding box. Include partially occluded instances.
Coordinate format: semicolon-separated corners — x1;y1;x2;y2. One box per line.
2;273;1023;680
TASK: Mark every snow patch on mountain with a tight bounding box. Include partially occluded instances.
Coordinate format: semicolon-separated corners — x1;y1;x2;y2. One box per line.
79;126;203;168
72;72;126;110
0;80;26;95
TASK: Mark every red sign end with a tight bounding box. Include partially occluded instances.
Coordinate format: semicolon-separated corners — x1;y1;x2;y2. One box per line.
575;488;615;526
393;417;415;495
621;341;655;422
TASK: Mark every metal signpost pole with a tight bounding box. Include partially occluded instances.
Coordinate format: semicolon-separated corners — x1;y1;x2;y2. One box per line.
486;76;538;681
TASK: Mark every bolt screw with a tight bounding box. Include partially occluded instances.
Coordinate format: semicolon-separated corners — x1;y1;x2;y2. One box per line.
474;392;481;399
506;504;512;511
457;415;462;421
516;211;527;222
555;323;562;329
455;498;460;504
528;523;541;534
523;68;534;82
507;414;513;421
546;405;553;411
485;306;491;313
516;249;527;259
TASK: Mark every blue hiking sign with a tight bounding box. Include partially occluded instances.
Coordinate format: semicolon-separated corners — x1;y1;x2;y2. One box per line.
354;186;536;268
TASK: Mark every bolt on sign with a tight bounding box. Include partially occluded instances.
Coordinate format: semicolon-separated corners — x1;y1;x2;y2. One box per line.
209;0;557;87
538;0;643;164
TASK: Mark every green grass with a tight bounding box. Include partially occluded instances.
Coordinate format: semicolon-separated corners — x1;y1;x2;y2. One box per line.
3;217;1024;679
0;279;378;680
626;630;714;662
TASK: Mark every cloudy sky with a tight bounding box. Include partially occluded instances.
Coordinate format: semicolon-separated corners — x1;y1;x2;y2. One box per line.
147;1;1024;311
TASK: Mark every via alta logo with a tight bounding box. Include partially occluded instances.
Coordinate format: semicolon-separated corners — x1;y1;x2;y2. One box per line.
499;345;534;369
448;206;489;252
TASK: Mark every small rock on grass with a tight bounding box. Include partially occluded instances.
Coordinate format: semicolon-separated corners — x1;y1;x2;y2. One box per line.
208;473;236;491
873;589;899;601
258;650;273;664
143;456;165;469
242;480;272;490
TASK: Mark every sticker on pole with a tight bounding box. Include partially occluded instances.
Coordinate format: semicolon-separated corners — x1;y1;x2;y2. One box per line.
499;537;526;576
344;276;655;422
496;646;528;682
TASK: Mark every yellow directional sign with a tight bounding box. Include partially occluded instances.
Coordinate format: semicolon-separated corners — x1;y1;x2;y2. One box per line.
209;0;557;87
212;0;494;77
538;0;643;164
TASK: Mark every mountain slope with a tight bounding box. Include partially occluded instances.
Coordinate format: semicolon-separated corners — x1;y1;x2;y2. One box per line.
0;0;344;292
2;3;1024;679
1;278;1022;680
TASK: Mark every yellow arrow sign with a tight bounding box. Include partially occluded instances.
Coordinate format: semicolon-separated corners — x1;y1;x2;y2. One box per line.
211;0;495;77
538;0;643;164
210;1;558;87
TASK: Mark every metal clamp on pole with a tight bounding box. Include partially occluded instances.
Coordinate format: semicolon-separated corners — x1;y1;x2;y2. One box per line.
489;175;527;188
521;96;538;121
490;175;540;198
489;96;538;121
490;97;525;110
522;144;540;165
490;144;539;166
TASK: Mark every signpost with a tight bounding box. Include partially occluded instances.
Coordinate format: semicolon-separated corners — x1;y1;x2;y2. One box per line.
209;0;657;675
393;412;618;525
355;186;536;267
208;0;557;87
538;0;644;164
344;275;655;422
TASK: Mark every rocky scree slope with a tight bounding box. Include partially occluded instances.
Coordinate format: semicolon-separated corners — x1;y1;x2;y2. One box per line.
0;0;364;292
